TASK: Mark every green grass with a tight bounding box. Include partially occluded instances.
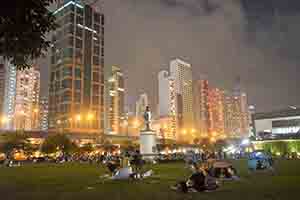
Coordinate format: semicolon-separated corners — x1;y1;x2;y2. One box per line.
0;160;300;200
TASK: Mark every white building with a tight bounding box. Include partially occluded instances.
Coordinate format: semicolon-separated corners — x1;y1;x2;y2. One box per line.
170;59;194;137
3;61;17;130
14;67;40;130
158;71;171;117
253;109;300;137
2;64;40;131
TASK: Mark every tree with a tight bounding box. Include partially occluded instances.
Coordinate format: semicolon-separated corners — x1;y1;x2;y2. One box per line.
0;133;28;155
41;134;76;154
0;0;57;67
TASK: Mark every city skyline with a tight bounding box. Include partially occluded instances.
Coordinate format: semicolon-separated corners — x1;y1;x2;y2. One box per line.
39;0;300;113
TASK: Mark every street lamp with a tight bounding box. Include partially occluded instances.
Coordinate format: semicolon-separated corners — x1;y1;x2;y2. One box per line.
87;112;94;120
0;116;8;129
210;137;216;143
1;116;8;124
75;114;81;128
133;119;140;128
75;114;81;121
122;120;129;136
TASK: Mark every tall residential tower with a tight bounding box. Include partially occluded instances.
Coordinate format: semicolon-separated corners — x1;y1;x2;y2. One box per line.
157;70;177;139
107;66;125;135
170;59;194;140
49;0;105;136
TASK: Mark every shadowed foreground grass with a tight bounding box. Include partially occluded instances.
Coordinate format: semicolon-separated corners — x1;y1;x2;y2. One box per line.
0;160;300;200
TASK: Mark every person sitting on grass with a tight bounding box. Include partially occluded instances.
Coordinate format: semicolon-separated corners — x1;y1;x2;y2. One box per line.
106;160;120;176
130;150;144;178
171;165;219;193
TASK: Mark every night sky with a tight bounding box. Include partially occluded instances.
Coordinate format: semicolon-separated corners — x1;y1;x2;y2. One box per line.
41;0;300;113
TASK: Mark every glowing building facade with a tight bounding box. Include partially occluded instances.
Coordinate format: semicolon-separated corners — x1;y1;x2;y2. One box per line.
157;70;177;140
107;66;125;135
194;79;210;137
0;58;6;120
14;68;40;130
224;92;250;138
170;59;194;140
39;97;49;131
49;0;105;136
207;88;225;135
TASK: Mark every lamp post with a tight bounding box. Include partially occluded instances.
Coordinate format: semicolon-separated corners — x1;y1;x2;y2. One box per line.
0;116;8;129
122;120;129;136
57;119;62;134
75;114;81;128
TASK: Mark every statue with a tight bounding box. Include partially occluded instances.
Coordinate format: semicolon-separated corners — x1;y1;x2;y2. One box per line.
143;106;152;131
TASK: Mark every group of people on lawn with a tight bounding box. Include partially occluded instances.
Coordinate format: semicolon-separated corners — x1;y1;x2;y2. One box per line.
104;150;148;180
172;152;239;193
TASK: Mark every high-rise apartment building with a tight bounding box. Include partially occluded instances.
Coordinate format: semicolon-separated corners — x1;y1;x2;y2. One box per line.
39;97;49;131
107;66;124;134
157;70;177;139
193;79;210;136
1;62;40;131
207;88;225;135
14;68;40;130
49;0;105;135
224;91;250;138
135;93;149;118
170;59;194;140
0;57;6;120
3;61;17;130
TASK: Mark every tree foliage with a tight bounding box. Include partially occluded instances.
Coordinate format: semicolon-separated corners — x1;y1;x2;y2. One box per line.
0;132;29;154
0;0;57;68
41;134;76;154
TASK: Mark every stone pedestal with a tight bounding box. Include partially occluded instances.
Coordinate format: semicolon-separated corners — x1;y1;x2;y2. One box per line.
140;130;157;160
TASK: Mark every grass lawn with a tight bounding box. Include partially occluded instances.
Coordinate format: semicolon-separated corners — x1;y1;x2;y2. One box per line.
0;159;300;200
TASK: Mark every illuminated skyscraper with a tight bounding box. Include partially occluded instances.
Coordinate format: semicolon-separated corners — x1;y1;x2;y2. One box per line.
194;79;210;136
49;0;105;136
3;61;17;130
39;97;49;131
0;57;6;120
170;59;194;140
224;91;250;138
14;68;40;130
107;66;125;134
207;88;225;135
158;70;177;139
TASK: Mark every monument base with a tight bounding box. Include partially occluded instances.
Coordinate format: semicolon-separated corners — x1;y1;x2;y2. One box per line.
140;130;157;161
